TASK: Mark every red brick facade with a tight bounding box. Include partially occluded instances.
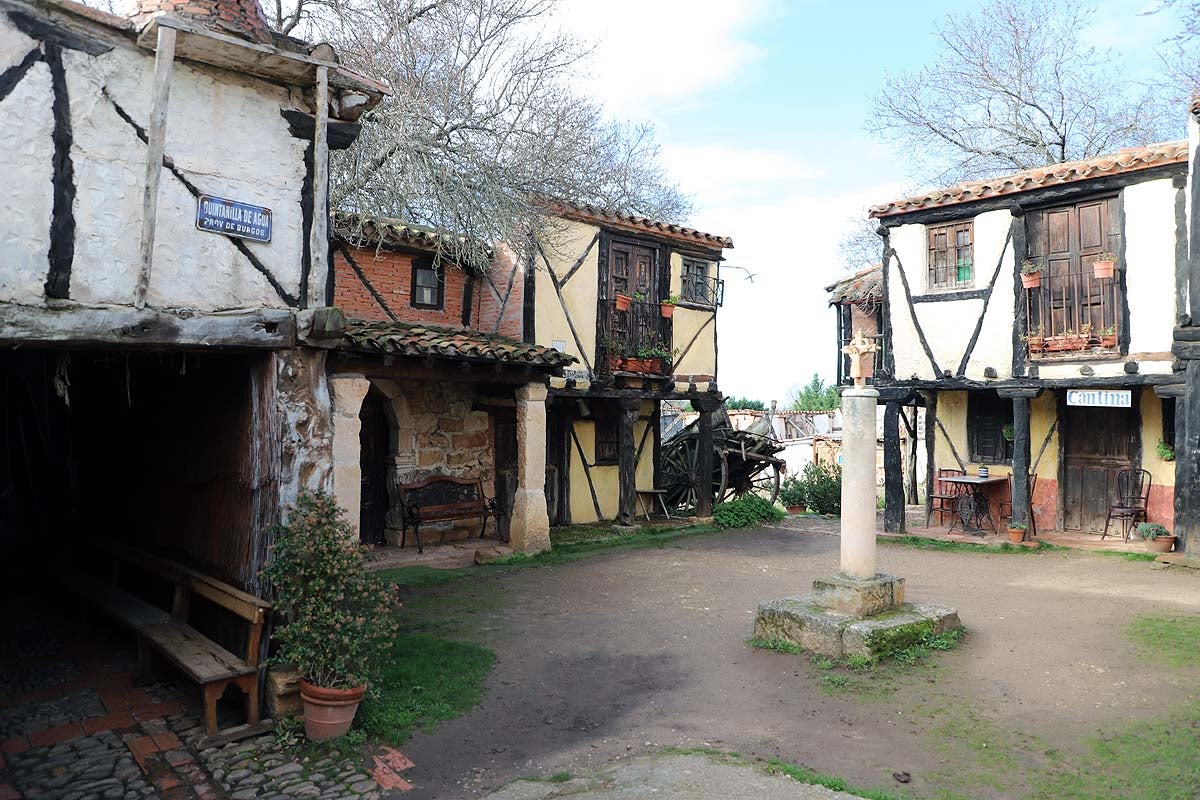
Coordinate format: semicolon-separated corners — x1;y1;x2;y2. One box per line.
333;244;524;340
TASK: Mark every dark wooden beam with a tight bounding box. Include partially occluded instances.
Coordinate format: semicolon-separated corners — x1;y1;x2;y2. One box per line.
617;398;640;526
883;401;905;532
1174;175;1188;325
695;404;715;518
1010;210;1029;377
558;230;599;287
1010;396;1031;533
888;247;944;378
955;228;1013;377
935;416;966;472
905;405;919;506
996;387;1041;398
921;390;937;526
880;374;1179;391
911;289;988;303
1175;359;1200;554
570;426;606;522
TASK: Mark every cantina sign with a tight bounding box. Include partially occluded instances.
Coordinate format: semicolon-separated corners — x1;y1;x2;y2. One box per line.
196;195;272;243
1066;389;1131;408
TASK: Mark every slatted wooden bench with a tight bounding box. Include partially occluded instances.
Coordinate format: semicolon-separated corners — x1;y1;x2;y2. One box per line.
66;543;272;743
397;476;500;553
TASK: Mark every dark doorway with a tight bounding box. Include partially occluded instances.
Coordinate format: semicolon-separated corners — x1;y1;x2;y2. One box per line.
493;409;517;542
546;406;570;526
358;386;389;545
1061;401;1138;533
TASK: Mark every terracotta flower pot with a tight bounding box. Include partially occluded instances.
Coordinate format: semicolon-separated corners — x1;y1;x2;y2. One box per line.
1007;527;1025;544
1100;334;1117;348
614;294;632;312
660;303;676;319
1093;260;1115;279
1021;272;1041;289
1143;536;1176;554
607;355;625;371
299;680;366;742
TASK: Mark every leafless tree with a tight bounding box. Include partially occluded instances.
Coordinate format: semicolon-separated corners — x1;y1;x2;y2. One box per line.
270;0;691;269
870;0;1179;186
837;215;883;274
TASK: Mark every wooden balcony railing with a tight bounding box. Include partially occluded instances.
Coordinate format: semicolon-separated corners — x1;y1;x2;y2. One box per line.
1025;267;1120;357
597;299;673;376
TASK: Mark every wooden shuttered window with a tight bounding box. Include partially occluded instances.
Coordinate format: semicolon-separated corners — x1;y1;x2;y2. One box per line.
927;221;974;290
593;409;619;466
967;392;1013;465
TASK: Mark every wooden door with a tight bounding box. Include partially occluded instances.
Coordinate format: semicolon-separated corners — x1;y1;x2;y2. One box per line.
607;240;659;302
493;410;517;542
1062;404;1136;533
545;407;569;526
358;387;390;545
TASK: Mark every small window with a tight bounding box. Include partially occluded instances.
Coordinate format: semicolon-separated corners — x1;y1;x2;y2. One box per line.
593;414;619;466
927;221;973;290
411;258;443;309
681;258;712;304
967;392;1013;465
1162;398;1176;449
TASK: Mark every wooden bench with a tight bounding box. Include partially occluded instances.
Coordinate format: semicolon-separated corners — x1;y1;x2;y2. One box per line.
66;543;272;742
397;476;500;553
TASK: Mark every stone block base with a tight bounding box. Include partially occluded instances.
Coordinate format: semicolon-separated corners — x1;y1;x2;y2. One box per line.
610;524;640;535
754;582;959;660
265;666;303;719
810;573;905;617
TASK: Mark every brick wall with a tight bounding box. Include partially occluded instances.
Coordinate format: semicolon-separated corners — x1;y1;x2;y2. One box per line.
334;243;526;339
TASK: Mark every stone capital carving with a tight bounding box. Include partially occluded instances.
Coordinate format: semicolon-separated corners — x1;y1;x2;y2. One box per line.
516;382;548;403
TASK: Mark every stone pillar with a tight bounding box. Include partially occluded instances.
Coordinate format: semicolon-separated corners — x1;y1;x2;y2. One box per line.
328;375;370;536
510;382;551;554
840;387;879;579
616;398;640;528
883;400;905;533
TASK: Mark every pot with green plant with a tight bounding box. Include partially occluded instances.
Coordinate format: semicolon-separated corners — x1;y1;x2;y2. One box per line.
614;292;632;311
1020;259;1042;289
262;492;399;742
1099;324;1117;348
660;294;680;319
1135;521;1175;553
1007;522;1026;544
1093;252;1116;279
779;474;806;514
1022;325;1045;354
1158;440;1175;462
1002;423;1014;443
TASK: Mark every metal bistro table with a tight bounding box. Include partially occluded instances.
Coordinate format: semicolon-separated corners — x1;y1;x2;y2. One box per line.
941;474;1008;535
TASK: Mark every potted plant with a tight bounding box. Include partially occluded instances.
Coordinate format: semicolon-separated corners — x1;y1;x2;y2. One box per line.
1007;522;1027;544
601;338;629;371
660;294;680;319
626;345;672;374
262;492;399;742
1020;260;1042;289
1001;423;1014;443
614;292;632;312
1093;252;1117;279
780;475;806;515
1079;323;1095;349
1099;325;1117;348
1022;325;1045;353
1158;440;1175;462
1135;522;1175;553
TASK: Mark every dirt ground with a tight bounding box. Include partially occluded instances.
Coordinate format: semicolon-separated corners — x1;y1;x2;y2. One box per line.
395;520;1200;799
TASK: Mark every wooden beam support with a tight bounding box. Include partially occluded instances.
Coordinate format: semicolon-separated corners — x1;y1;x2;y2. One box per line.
694;398;720;518
905;405;919;506
616;398;640;526
1010;396;1031;531
921;391;937;526
883;401;905;532
134;24;176;309
308;65;330;308
1176;360;1200;554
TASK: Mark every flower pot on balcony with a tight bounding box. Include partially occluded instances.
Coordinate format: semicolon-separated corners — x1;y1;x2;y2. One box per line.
607;355;625;371
1026;337;1045;353
1100;334;1118;348
1093;259;1115;279
614;293;632;312
624;358;663;374
660;302;676;319
1021;272;1041;289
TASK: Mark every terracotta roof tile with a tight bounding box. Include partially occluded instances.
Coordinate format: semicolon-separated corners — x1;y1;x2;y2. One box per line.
825;264;882;305
332;212;487;257
341;319;576;368
546;201;733;250
869;141;1187;219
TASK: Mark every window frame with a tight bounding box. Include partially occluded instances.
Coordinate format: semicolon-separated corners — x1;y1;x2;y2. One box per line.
410;256;445;310
926;220;975;292
680;256;715;306
593;412;619;466
967;391;1013;466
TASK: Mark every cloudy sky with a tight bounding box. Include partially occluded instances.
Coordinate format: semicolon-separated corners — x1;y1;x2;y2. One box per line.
558;0;1183;405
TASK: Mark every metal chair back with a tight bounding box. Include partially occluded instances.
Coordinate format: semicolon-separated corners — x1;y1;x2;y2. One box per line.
936;468;965;495
1115;469;1151;510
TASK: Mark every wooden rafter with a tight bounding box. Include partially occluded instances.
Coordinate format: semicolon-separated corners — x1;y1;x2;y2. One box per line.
570;426;605;520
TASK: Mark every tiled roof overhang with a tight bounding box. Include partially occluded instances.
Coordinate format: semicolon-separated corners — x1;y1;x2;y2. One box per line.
341;320;576;369
546;201;733;251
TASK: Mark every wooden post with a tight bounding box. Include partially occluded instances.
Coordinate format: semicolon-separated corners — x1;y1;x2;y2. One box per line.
1176;361;1200;553
902;405;919;505
695;398;719;518
1011;397;1031;531
883;400;904;532
921;390;937;526
308;65;330;308
134;24;176;310
616;398;640;527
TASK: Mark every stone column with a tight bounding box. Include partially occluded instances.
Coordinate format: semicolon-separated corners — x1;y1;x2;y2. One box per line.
510;382;551;554
616;398;640;528
840;387;879;579
328;375;370;537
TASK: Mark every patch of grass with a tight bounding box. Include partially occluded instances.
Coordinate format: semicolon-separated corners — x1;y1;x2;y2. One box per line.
357;633;495;745
1091;549;1158;562
765;758;906;800
545;771;573;783
810;654;836;670
821;674;851;690
747;636;804;655
1126;614;1200;668
882;536;1065;555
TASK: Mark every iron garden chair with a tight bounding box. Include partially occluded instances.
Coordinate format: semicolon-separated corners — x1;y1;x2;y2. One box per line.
1102;469;1152;541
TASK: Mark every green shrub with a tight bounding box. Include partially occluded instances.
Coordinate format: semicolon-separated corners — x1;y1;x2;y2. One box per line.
713;494;785;528
262;492;399;689
799;461;841;516
779;475;805;507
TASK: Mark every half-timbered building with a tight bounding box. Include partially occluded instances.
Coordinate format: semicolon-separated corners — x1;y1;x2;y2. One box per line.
866;142;1189;547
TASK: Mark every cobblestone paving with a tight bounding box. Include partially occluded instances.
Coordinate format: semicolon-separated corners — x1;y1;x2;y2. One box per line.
0;691;107;740
0;662;82;699
168;713;385;800
4;729;159;800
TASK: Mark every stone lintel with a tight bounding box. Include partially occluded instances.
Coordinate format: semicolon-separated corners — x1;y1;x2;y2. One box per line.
810;573;905;617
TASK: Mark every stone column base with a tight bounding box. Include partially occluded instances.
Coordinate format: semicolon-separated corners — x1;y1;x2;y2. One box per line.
509;487;550;554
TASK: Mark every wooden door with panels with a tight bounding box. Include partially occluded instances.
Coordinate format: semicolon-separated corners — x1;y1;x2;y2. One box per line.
1061;403;1137;533
605;239;662;359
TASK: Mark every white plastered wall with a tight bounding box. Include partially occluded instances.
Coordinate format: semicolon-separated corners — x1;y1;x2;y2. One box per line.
0;13;309;311
1123;178;1177;355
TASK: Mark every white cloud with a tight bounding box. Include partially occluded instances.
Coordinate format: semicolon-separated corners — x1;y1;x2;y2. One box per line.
555;0;770;117
660;143;825;204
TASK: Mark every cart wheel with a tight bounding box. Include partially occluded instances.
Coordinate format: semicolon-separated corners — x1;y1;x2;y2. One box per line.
735;463;781;505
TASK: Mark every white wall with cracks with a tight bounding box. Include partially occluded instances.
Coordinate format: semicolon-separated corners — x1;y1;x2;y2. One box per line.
0;10;310;311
